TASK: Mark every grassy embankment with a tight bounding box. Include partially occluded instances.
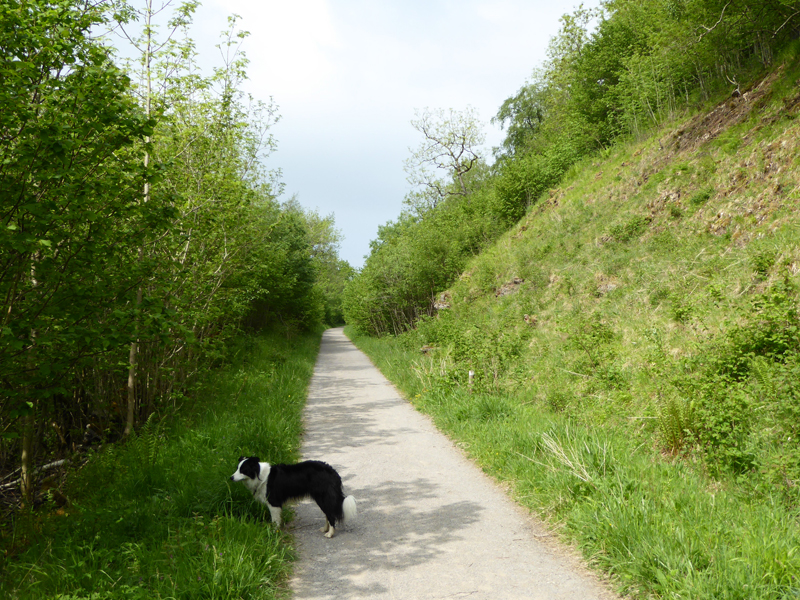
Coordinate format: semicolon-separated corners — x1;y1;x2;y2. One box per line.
347;60;800;600
0;330;319;600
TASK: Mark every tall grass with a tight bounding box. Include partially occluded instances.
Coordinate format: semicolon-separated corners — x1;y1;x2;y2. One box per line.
0;330;320;600
349;328;800;598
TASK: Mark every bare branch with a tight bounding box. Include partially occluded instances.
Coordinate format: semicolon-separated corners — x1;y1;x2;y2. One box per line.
403;106;485;214
773;9;800;38
698;1;731;42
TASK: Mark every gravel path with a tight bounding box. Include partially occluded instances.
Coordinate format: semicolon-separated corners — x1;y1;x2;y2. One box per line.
289;327;619;600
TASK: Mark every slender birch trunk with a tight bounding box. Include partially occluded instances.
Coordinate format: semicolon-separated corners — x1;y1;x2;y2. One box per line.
20;410;34;506
20;253;39;505
124;0;154;438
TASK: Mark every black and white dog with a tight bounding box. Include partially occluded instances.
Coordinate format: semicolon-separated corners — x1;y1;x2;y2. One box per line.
230;456;357;538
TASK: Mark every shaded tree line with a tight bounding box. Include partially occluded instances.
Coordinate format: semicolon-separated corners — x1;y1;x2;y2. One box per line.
0;0;347;503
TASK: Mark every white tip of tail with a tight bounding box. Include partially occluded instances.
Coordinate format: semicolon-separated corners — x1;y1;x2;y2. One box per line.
343;495;357;522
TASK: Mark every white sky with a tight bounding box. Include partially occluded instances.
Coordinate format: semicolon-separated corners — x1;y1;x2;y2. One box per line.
185;0;597;268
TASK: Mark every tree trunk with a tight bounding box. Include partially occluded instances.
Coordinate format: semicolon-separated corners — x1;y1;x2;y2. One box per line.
20;409;34;506
21;255;39;505
123;285;143;438
124;1;153;438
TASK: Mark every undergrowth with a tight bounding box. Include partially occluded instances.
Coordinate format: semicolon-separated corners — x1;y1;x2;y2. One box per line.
0;330;320;600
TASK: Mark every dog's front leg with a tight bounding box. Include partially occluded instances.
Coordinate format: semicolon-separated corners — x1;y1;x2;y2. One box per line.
268;504;282;527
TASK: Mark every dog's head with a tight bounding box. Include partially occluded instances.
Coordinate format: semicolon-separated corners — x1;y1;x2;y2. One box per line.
230;456;261;482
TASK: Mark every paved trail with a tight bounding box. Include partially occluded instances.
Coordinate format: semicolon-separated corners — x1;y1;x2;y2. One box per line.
289;328;618;600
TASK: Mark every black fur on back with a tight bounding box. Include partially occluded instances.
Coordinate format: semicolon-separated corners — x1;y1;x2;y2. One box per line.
267;460;347;527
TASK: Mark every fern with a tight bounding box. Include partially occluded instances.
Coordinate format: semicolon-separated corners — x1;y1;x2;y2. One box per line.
657;396;696;453
137;412;162;466
750;356;775;402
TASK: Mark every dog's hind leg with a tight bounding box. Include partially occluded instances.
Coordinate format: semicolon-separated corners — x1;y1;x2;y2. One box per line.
313;491;340;538
320;509;337;537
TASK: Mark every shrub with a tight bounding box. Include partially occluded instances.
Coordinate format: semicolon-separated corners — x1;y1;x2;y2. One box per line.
689;188;714;206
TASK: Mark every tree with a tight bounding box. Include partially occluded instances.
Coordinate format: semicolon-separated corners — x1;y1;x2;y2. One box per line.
0;0;162;502
1;0;348;509
492;77;548;157
285;200;355;326
403;106;486;214
113;0;200;438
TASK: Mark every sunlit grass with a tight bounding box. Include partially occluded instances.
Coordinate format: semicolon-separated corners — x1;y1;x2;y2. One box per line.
1;330;321;600
351;328;800;598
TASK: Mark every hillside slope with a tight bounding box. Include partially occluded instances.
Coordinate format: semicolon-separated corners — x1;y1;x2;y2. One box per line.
349;60;800;599
426;60;800;479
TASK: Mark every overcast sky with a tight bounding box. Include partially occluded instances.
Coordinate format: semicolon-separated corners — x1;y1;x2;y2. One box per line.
183;0;596;268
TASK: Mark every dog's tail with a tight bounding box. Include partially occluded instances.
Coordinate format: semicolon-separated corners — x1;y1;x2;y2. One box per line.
342;495;357;522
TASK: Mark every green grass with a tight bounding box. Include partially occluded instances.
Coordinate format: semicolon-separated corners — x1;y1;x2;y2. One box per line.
343;62;800;598
0;330;321;600
348;328;800;599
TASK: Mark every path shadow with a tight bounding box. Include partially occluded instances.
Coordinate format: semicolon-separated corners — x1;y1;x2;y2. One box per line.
289;328;485;599
290;476;484;599
302;369;420;457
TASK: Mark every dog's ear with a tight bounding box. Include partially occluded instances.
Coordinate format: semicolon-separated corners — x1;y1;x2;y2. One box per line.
239;457;261;480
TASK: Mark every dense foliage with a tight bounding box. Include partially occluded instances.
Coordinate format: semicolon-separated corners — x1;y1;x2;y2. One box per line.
345;0;800;336
0;0;347;501
342;180;513;336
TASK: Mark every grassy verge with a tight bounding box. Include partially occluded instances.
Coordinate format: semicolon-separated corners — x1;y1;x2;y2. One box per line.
0;330;321;600
347;326;800;599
